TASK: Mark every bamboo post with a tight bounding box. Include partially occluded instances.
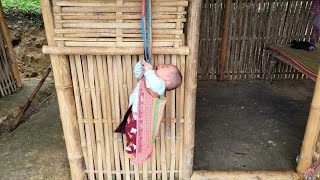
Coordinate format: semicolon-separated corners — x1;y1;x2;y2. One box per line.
184;0;202;179
297;68;320;177
218;0;232;80
40;0;85;179
0;1;21;87
191;171;299;180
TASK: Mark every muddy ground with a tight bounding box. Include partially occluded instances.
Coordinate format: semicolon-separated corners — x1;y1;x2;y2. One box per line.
5;10;50;79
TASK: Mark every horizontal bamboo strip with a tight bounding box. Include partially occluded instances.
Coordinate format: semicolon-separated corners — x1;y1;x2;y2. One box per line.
53;37;182;42
56;1;188;7
64;41;175;47
60;14;182;20
61;7;185;13
54;28;183;35
191;171;299;180
43;46;189;55
81;118;185;124
62;22;177;29
84;170;179;174
62;33;175;38
55;19;186;23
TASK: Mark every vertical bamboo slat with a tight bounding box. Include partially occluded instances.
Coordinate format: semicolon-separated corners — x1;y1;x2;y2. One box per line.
297;68;320;176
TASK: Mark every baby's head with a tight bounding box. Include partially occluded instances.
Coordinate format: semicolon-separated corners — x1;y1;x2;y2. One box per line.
155;64;182;91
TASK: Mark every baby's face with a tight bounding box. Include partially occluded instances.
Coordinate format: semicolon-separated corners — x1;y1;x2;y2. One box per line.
155;64;175;86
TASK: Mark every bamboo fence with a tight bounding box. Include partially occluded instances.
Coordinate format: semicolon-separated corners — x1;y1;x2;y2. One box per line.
198;0;314;80
41;0;201;179
0;1;21;97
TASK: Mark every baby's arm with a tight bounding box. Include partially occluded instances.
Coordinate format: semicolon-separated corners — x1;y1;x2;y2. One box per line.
134;61;144;78
142;61;165;96
145;71;165;96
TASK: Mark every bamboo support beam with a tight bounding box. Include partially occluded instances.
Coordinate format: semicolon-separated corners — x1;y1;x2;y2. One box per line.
0;1;21;87
297;68;320;176
191;171;300;180
218;0;232;80
41;0;85;179
42;45;189;55
184;0;202;179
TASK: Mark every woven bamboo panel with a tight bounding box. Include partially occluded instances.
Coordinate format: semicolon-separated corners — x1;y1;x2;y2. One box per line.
42;0;191;179
0;1;20;97
198;0;313;80
0;29;17;97
69;54;186;179
52;0;187;48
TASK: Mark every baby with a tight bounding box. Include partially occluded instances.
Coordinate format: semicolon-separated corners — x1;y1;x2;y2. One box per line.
115;60;182;162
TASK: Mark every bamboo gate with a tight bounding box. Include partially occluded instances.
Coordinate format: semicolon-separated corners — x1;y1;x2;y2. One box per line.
198;0;315;80
0;2;21;97
41;0;201;179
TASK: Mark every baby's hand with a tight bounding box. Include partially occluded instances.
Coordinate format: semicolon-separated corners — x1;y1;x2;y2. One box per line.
141;60;153;71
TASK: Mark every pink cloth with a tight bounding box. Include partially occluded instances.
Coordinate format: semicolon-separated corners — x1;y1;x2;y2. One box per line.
311;0;320;44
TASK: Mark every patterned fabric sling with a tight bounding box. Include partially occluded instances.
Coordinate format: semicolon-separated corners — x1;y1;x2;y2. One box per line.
133;74;166;164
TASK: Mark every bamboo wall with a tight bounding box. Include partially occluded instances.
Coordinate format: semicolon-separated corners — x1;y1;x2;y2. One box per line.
198;0;314;80
0;2;21;97
41;0;202;179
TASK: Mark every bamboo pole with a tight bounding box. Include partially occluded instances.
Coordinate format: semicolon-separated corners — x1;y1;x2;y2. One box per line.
41;0;85;179
0;1;21;88
191;171;299;180
297;68;320;176
218;0;232;80
184;0;202;179
42;45;189;55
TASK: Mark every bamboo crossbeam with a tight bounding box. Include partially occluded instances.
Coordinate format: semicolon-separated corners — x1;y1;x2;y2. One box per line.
42;46;189;55
191;171;299;180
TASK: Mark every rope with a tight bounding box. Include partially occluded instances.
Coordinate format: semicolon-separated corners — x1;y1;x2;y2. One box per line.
141;0;152;63
305;158;320;179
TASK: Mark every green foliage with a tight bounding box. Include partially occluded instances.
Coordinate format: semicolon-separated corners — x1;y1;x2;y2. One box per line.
2;0;41;13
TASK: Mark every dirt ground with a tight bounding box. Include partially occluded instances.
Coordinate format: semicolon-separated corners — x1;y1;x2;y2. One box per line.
5;11;50;79
194;80;315;171
0;99;70;180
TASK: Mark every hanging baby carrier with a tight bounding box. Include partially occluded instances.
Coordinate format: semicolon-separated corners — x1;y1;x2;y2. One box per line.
114;73;166;163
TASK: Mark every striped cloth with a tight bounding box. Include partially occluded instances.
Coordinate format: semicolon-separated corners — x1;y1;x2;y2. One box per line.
267;44;320;81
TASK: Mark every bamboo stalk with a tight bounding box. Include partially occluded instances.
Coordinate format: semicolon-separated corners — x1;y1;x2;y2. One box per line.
218;0;232;80
43;46;190;55
41;0;85;179
184;0;202;179
297;68;320;176
191;171;299;180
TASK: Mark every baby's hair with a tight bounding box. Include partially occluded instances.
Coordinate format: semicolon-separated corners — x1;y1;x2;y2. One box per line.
166;65;182;91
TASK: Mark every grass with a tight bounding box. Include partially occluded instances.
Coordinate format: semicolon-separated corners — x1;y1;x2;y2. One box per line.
2;0;41;13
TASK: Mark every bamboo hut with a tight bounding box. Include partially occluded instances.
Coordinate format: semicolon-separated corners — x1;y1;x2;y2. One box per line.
0;2;21;97
41;0;320;179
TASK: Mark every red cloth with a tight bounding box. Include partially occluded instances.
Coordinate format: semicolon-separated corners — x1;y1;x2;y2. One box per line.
125;113;137;155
